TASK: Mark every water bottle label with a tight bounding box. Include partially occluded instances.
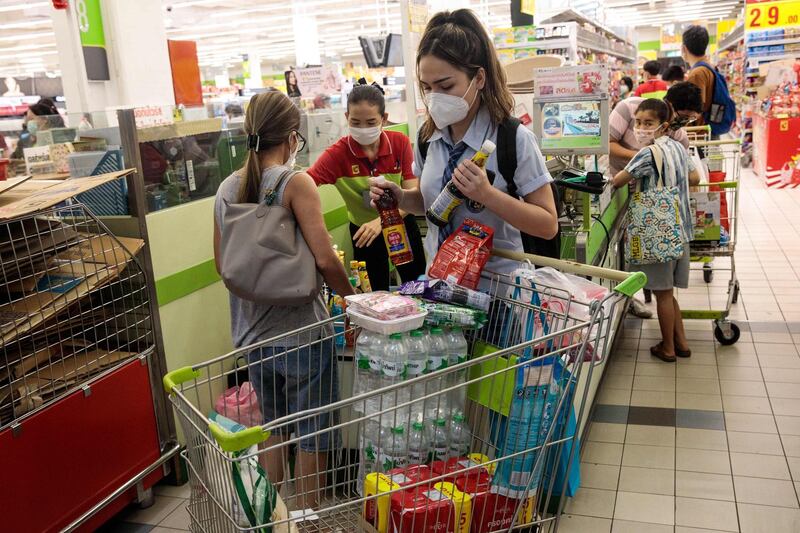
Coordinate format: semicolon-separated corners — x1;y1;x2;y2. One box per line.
369;356;381;372
380;453;407;471
406;360;425;377
428;356;447;372
381;361;407;378
408;450;427;464
433;445;448;461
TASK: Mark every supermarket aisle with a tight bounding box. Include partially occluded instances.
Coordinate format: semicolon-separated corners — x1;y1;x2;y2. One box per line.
561;170;800;532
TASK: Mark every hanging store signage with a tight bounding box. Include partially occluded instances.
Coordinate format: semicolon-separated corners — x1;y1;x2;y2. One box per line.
76;0;110;81
293;66;342;96
533;65;608;100
746;0;800;30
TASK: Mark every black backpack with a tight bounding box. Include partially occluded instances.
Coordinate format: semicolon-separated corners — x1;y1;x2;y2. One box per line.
418;117;561;258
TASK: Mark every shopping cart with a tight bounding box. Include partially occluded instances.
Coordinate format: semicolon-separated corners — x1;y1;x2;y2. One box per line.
163;252;645;533
682;138;742;345
684;124;712;144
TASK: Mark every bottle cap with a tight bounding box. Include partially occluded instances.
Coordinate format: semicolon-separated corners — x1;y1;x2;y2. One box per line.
412;421;425;431
453;413;465;422
479;139;496;154
431;327;443;334
389;333;403;340
435;418;446;427
410;330;423;337
392;425;404;434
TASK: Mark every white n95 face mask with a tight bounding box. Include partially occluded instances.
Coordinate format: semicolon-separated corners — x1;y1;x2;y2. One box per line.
425;78;477;130
350;126;382;146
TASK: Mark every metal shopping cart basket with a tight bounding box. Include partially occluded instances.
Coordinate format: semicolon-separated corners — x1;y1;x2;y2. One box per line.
163;251;646;533
682;138;743;345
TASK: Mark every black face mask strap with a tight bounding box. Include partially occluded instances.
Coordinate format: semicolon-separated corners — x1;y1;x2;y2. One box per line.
247;134;261;152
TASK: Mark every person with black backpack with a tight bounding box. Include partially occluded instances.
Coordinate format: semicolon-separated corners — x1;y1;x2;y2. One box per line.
368;9;558;285
683;25;737;138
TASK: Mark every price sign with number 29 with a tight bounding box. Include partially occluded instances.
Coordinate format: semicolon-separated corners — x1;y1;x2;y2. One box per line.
747;0;800;30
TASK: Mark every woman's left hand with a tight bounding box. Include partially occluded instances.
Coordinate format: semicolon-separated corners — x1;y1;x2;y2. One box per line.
451;160;494;204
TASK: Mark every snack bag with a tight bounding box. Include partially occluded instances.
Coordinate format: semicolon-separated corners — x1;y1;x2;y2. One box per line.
429;219;494;290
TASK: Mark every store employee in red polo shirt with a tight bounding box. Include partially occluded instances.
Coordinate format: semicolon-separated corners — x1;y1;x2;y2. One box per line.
307;81;426;291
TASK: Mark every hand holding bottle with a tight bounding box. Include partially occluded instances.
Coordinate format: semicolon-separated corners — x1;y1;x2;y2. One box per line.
451;158;493;203
368;176;404;209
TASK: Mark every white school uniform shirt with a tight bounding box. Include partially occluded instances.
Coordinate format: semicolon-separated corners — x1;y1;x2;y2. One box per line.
414;106;554;282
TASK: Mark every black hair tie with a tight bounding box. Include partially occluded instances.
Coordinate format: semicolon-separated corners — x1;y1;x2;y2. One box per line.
246;134;261;152
357;77;385;95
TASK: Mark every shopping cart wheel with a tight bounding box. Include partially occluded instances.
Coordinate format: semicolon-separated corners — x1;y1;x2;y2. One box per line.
732;282;740;304
703;264;713;283
714;321;741;346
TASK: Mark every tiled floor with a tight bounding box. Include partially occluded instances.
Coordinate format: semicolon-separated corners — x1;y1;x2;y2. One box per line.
100;482;190;532
561;170;800;532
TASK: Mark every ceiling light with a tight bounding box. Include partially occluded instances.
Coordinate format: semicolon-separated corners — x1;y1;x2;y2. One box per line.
0;43;56;54
0;31;55;43
0;19;52;30
0;2;49;13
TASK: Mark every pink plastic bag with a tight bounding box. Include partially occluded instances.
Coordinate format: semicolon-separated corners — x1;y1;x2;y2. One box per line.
214;382;263;427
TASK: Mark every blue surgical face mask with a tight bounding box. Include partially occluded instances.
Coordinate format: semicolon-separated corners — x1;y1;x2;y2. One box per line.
26;120;39;136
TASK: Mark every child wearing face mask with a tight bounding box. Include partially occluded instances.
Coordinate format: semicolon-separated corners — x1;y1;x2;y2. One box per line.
613;99;701;363
308;80;426;291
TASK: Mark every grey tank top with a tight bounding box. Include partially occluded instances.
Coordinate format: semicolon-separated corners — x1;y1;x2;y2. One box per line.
214;165;330;348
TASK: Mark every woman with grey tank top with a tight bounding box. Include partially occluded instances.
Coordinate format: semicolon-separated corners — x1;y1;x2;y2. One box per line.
213;91;354;510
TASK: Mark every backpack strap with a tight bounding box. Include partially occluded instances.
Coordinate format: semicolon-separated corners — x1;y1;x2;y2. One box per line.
497;117;521;198
417;131;430;167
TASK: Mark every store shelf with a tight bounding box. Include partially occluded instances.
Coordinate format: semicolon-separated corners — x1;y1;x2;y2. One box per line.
751;52;800;63
137;117;223;143
542;8;632;46
747;36;800;47
719;22;745;52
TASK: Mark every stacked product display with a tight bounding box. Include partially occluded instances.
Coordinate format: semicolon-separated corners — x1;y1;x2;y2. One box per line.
753;77;800;186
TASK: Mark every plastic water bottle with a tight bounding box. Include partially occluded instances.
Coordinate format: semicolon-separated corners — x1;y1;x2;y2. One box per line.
449;413;472;458
354;330;374;414
358;420;380;493
445;327;470;414
367;334;385;417
404;330;428;422
425;328;449;421
430;418;450;462
379;425;408;471
381;333;408;428
407;421;430;465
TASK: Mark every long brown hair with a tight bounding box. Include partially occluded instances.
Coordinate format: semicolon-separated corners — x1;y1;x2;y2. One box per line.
239;91;300;203
416;9;514;142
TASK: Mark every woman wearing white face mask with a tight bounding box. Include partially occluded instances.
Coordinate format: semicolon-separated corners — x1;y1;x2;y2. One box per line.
213;92;353;509
308;79;426;291
369;9;558;283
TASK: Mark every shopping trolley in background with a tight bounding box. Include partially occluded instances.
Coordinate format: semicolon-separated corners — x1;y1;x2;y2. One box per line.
682;138;742;345
684;124;712;144
163;252;646;533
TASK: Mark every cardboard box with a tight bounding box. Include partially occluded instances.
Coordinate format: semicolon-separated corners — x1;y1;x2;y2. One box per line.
0;169;134;220
690;192;721;241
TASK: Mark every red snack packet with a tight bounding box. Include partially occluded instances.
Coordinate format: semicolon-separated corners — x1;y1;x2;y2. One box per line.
429;219;494;290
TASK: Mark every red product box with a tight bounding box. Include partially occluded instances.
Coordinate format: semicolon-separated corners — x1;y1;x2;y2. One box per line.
455;475;533;533
431;457;490;484
390;486;456;533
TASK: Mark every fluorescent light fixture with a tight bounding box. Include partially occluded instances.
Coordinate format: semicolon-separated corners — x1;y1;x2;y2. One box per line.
0;2;49;13
0;19;52;30
0;31;54;42
0;42;56;54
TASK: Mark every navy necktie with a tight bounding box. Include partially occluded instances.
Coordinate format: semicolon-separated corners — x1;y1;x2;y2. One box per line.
438;141;468;247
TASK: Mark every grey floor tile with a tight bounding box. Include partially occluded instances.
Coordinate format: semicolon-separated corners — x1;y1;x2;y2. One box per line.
555;514;612;533
675;497;738;532
737;503;800;533
734;476;799;508
626;406;676;427
727;431;786;455
724;412;778;433
621;444;675;470
675;428;728;451
730;452;792;479
613;491;674;525
592;404;630;424
618;466;674;496
676;409;726;430
581;462;621;491
675;471;735;501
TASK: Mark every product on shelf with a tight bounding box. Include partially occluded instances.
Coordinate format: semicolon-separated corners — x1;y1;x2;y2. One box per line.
428;219;494;290
358;261;373;292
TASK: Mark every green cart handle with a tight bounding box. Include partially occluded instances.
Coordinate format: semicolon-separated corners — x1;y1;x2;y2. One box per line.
492;248;647;298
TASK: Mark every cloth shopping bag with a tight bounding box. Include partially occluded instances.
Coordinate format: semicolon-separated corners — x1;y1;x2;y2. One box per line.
625;143;685;265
